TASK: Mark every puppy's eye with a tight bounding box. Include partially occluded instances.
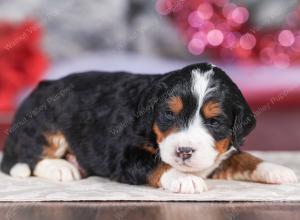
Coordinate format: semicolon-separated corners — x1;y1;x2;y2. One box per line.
164;111;175;119
209;118;220;126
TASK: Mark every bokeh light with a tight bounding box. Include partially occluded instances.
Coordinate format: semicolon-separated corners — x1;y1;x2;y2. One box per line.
193;31;208;45
207;29;224;46
240;33;256;50
188;38;206;55
230;7;249;24
278;30;295;47
157;0;300;65
223;32;238;48
222;3;237;18
188;11;205;28
197;3;214;20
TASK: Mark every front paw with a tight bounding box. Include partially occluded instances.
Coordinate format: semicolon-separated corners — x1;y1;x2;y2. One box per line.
160;168;208;193
34;159;81;182
252;162;298;184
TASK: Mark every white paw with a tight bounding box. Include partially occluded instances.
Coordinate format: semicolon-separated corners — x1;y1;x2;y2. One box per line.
160;168;208;194
33;159;81;182
252;162;298;184
9;163;31;178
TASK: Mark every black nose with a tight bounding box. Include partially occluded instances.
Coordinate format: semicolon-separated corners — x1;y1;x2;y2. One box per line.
176;147;194;160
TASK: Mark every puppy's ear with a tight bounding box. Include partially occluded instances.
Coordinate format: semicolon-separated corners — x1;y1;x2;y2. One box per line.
212;66;255;148
231;84;256;148
136;78;168;136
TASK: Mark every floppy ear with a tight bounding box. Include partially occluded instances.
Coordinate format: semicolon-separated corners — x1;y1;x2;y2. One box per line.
135;78;168;137
231;84;256;149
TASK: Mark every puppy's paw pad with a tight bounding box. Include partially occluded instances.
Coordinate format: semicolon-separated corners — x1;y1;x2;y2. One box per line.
34;159;81;182
160;169;207;194
252;162;298;184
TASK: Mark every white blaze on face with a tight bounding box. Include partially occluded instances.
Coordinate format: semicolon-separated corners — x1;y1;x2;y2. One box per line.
159;68;219;173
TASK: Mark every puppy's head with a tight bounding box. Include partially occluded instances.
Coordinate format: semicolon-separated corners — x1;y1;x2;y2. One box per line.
142;63;255;173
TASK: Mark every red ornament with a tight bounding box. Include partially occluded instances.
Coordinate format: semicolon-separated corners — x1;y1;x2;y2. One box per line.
0;20;49;112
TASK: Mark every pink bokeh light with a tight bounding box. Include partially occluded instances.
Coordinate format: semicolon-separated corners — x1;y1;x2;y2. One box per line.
240;33;256;50
223;32;239;48
230;7;249;24
156;0;300;65
188;11;205;28
278;30;295;47
207;29;224;46
222;3;237;18
197;3;214;20
193;31;208;45
188;38;206;55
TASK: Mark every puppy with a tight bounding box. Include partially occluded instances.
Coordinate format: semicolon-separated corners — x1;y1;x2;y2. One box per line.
1;63;297;193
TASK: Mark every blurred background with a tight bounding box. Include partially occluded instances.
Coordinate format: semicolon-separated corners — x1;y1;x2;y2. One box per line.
0;0;299;151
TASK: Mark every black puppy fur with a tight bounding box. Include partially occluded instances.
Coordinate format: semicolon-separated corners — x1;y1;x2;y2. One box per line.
1;63;255;185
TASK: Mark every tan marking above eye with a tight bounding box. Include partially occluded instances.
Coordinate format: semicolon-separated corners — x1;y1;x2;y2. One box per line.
153;123;176;143
167;96;183;114
202;101;221;119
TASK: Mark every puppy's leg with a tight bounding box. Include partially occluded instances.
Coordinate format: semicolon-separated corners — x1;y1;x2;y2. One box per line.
32;132;81;182
211;151;298;184
8;132;81;182
148;163;208;193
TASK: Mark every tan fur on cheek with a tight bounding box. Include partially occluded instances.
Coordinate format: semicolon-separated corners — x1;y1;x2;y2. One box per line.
153;123;176;143
215;138;231;154
42;132;69;158
143;145;157;155
202;101;221;119
148;163;171;187
168;96;183;114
